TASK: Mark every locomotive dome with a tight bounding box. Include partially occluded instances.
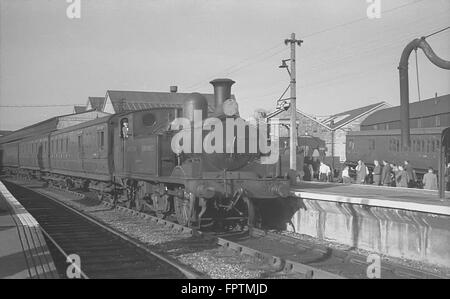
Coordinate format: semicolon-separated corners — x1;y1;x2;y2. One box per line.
183;92;209;122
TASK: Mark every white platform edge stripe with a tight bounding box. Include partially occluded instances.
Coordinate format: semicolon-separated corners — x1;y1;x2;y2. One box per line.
0;181;39;227
293;191;450;216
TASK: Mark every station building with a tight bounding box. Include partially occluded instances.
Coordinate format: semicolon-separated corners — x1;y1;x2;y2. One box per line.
266;102;390;169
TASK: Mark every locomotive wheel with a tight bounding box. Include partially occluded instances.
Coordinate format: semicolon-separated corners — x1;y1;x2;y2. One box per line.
174;197;190;226
134;198;145;212
152;193;170;219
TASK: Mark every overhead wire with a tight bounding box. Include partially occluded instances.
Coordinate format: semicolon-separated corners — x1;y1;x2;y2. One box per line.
185;0;429;90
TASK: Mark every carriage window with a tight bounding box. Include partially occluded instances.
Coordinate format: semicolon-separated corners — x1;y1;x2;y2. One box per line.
414;139;421;152
78;135;82;151
389;138;400;152
97;131;105;150
348;139;355;151
368;139;375;150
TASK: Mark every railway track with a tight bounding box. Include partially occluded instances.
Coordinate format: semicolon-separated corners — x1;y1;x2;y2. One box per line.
2;180;200;279
4;178;448;279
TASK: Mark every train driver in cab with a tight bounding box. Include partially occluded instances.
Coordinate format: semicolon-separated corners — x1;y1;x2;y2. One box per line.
121;119;130;138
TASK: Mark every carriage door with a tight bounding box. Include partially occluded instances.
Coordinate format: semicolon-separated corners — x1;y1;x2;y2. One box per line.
77;132;84;171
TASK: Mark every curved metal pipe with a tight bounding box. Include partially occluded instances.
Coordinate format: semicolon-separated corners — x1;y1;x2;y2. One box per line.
398;37;450;147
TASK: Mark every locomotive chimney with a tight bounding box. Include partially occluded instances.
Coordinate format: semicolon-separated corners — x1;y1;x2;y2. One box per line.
170;86;178;93
210;78;235;114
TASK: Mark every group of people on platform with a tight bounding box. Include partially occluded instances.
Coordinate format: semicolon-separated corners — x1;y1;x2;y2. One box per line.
302;158;446;191
341;160;438;190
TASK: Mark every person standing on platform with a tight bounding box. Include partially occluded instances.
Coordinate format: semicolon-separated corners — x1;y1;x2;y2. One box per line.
423;167;438;190
404;161;417;188
396;165;410;188
381;160;391;186
319;162;331;182
342;165;352;184
446;163;450;191
372;160;382;186
356;160;367;184
308;164;314;181
390;163;398;187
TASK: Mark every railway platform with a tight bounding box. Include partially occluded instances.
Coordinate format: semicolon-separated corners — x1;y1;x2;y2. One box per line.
290;182;450;268
0;181;58;279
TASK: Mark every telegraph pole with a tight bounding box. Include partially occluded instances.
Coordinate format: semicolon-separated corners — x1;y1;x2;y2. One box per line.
284;33;303;170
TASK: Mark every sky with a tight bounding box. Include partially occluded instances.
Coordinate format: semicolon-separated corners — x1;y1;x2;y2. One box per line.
1;0;449;130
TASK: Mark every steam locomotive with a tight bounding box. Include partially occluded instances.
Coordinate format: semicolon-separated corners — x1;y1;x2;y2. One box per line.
0;79;296;230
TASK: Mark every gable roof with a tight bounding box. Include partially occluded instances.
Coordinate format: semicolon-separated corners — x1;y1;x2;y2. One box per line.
105;90;218;113
87;97;105;111
362;94;450;126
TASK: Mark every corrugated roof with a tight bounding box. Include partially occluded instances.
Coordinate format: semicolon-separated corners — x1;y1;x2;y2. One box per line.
88;97;105;111
362;94;450;126
0;117;59;144
106;90;217;113
321;102;388;129
267;108;332;130
0;130;13;137
267;102;388;131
